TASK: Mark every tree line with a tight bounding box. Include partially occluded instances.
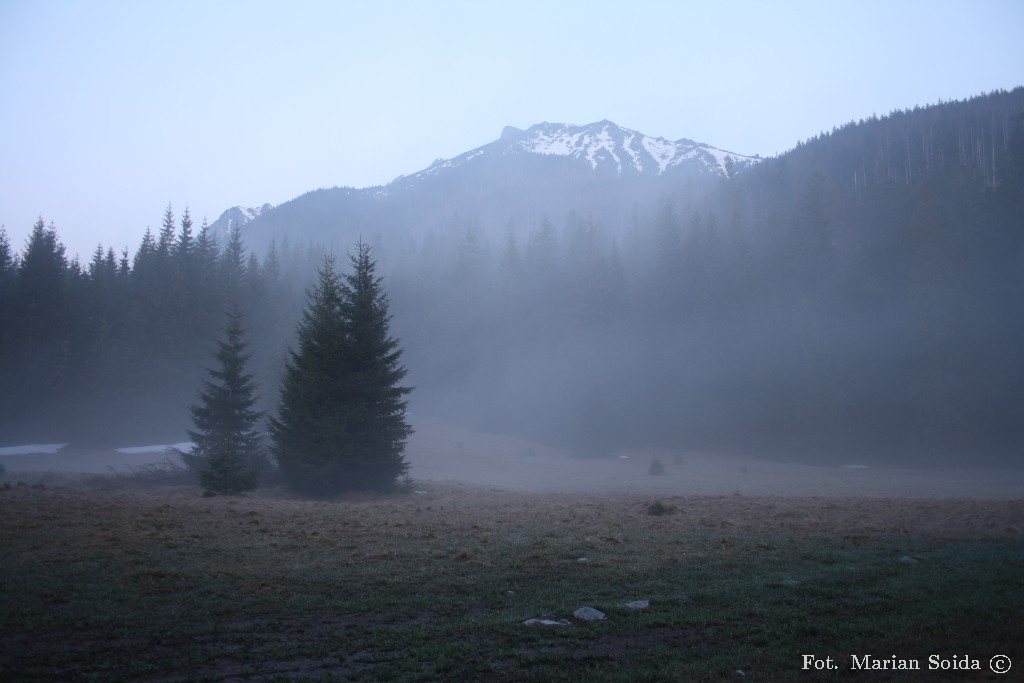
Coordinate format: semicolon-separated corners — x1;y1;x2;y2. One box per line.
1;207;412;494
0;208;310;444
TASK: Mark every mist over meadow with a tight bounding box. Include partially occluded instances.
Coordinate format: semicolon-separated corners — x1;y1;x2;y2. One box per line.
1;90;1022;471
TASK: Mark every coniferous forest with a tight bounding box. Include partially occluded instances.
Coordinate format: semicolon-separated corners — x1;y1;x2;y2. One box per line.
1;90;1022;467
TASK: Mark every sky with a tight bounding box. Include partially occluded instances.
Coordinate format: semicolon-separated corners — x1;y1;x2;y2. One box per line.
1;0;1022;261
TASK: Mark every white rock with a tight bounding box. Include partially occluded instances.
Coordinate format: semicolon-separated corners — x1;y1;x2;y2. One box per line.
573;606;607;621
622;600;649;610
523;617;570;626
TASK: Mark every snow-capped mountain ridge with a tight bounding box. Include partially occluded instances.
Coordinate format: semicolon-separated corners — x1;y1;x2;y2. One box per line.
405;120;759;182
210;120;759;239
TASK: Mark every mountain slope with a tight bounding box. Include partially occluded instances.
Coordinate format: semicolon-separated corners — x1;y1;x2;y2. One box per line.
209;121;756;248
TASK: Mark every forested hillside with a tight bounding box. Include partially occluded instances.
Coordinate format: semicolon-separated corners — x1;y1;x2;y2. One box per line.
386;89;1024;463
2;89;1021;465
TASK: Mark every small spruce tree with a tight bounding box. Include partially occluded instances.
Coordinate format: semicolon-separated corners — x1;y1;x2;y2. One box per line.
187;309;264;494
269;243;412;495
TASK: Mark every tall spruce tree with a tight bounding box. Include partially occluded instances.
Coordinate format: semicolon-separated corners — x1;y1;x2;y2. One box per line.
269;243;412;495
187;309;264;494
15;219;70;413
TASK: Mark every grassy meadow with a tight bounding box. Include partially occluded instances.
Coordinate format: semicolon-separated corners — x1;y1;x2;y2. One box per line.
1;479;1022;681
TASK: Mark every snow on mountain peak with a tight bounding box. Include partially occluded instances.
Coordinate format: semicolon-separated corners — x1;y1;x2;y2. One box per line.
214;203;273;232
516;120;757;177
408;120;758;182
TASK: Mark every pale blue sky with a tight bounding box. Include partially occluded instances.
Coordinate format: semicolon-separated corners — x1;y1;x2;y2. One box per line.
1;0;1021;260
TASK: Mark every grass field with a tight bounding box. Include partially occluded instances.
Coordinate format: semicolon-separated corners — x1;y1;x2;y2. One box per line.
1;477;1022;682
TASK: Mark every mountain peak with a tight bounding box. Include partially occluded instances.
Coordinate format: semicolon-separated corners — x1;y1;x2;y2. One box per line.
500;125;525;142
409;120;758;182
214;203;273;232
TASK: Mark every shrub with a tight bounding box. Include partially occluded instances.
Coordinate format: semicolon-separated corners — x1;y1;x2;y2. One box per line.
647;500;676;516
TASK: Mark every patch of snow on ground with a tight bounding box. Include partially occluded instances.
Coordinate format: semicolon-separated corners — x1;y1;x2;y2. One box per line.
115;442;194;454
0;443;68;456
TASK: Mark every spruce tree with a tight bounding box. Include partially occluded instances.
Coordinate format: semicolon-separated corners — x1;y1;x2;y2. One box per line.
15;219;70;412
187;309;264;494
270;243;412;495
339;241;414;485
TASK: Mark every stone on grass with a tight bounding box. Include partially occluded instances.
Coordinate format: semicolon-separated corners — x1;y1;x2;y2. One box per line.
523;617;571;626
577;556;590;563
622;600;649;610
573;606;607;621
898;555;920;565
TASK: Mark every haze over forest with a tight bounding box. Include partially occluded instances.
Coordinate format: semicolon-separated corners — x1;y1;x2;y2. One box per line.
2;89;1022;469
